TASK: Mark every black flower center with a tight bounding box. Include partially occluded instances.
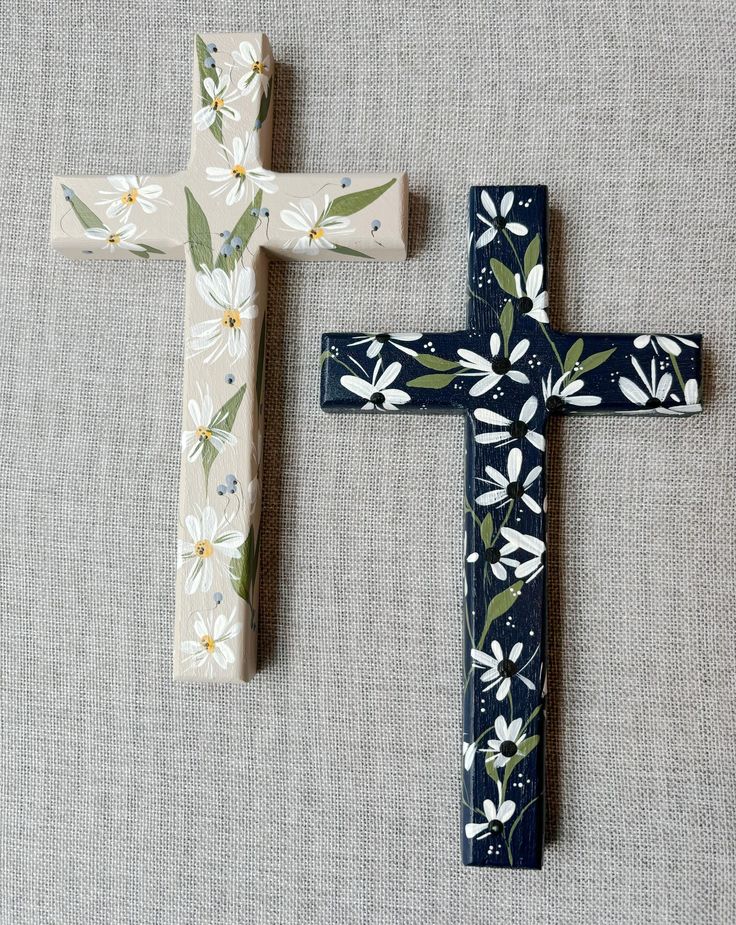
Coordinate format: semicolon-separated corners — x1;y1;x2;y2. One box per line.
644;397;661;409
500;740;517;758
370;391;385;406
508;419;528;439
506;480;525;500
489;820;504;835
485;547;501;564
497;658;518;678
491;357;511;375
375;333;391;343
493;215;507;230
518;296;534;314
545;394;566;413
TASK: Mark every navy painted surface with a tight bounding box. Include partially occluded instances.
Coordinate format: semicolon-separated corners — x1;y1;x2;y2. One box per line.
319;186;703;868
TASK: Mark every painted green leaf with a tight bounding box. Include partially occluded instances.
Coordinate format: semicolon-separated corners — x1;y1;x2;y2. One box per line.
255;78;272;129
62;186;103;230
255;318;267;408
569;347;617;382
517;734;540;758
479;580;523;647
325;178;397;218
523;234;541;277
480;513;494;548
201;384;247;484
329;243;372;259
231;527;254;602
414;354;460;371
196;34;222;144
405;373;457;389
490;258;518;297
499;299;514;352
564;338;584;373
185;186;213;271
215;190;262;273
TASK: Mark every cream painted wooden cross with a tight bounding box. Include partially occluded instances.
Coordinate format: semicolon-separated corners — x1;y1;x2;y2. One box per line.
51;32;408;682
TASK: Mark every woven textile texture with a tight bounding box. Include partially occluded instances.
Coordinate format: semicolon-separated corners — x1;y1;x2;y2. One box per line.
1;0;735;922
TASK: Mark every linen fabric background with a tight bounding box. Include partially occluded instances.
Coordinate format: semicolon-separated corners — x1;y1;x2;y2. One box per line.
1;0;734;922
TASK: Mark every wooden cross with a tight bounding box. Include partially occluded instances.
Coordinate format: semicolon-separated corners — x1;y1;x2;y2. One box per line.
51;32;408;682
320;185;702;868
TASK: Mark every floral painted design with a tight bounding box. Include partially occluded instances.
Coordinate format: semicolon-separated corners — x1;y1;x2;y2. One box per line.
206;134;278;204
319;185;703;867
190;265;258;364
180;608;242;676
280;195;354;252
178;505;245;595
96;175;167;220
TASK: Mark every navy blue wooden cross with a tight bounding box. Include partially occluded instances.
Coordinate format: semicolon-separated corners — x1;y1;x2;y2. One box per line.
319;186;702;868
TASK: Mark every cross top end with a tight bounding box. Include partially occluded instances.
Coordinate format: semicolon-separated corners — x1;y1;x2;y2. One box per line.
51;32;409;264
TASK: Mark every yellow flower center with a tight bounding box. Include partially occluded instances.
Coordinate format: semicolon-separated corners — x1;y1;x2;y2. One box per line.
308;227;324;241
231;164;247;177
194;539;214;558
252;60;265;74
121;188;139;205
212;97;225;111
195;426;213;442
107;233;121;245
200;634;216;653
221;309;241;329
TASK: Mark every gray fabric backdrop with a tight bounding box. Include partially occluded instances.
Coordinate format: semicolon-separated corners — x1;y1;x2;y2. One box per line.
1;0;734;922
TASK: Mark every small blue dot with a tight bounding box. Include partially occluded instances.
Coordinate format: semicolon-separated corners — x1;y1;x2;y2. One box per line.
206;43;217;54
216;484;227;496
225;373;235;384
213;592;223;605
254;118;263;130
220;243;233;257
340;177;351;188
225;474;238;488
204;56;216;69
260;207;270;218
230;236;242;249
371;219;381;232
220;229;231;239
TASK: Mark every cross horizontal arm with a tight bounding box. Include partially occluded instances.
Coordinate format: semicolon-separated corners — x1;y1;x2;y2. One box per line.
546;330;702;416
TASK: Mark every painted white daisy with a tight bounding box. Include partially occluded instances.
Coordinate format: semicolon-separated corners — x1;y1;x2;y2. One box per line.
514;264;549;324
465;794;516;840
670;378;702;415
280;195;353;251
458;333;530;397
340;360;410;411
96;175;166;220
618;356;676;414
347;332;423;359
499;527;546;581
474;396;545;450
189;265;258;364
178;506;245;595
232;39;272;101
194;75;241;131
84;223;145;252
483;715;527;768
476;447;542;514
542;369;601;412
206;133;278;205
181;608;242;676
471;641;536;701
481;544;520;581
181;385;237;462
476;190;528;248
633;334;699;357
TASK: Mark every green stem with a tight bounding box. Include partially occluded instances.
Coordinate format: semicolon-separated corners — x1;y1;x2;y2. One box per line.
504;832;513;866
669;352;687;393
502;229;525;282
489;503;514;549
507;796;540;849
539;321;565;373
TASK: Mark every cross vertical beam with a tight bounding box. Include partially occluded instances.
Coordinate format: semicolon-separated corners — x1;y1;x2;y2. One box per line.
319;185;702;867
52;32;408;682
